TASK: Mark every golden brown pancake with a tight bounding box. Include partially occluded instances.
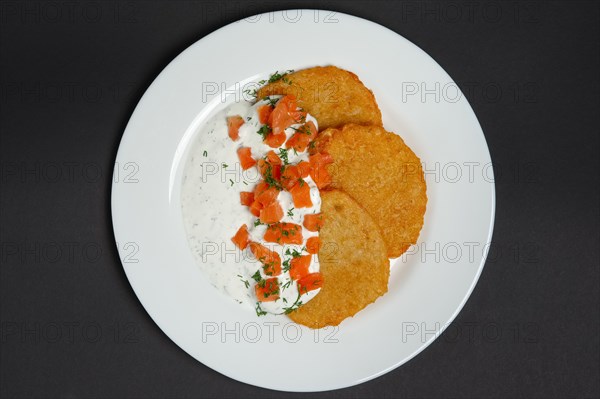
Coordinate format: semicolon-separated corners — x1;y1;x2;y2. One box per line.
257;66;382;130
314;124;427;258
288;190;389;328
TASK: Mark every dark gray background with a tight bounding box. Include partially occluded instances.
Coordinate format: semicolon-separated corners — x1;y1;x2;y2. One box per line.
1;1;599;398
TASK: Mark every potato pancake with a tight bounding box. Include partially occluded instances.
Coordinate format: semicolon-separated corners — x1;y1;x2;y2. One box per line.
288;190;389;328
314;124;427;258
257;66;382;130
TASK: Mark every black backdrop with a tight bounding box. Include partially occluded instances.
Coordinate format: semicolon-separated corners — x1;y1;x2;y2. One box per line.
1;1;599;398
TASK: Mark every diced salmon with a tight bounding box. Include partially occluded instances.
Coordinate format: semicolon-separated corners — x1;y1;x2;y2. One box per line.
272;164;283;181
263;223;303;245
257;105;273;125
269;95;304;135
255;277;280;302
259;201;284;224
312;152;333;164
254;182;279;206
306;236;321;254
231;224;249;250
309;166;329;189
264;132;286;148
267;164;282;182
249;242;282;276
289;180;312;208
281;95;307;123
266;150;282;166
257;159;283;183
304;120;317;139
309;152;333;189
237;147;256;170
254;181;268;195
281;165;300;191
249;200;262;217
289;255;311;281
285;133;306;152
227;115;244;141
297;161;311;178
303;213;324;232
240;191;254;207
257;159;268;177
297;272;323;294
285;121;317;152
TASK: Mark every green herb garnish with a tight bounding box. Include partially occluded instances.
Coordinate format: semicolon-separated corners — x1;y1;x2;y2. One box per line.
285;248;303;258
255;302;267;317
282;292;303;314
264;164;283;190
281;279;292;290
282;258;292;273
262;96;278;108
237;275;250;289
257;124;272;139
261;279;279;298
278;148;289;165
244;88;258;98
267;70;294;84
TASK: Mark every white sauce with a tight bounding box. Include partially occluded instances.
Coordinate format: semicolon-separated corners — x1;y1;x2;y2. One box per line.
181;97;321;315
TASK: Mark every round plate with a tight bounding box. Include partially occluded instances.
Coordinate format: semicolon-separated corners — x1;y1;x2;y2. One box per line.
112;10;495;392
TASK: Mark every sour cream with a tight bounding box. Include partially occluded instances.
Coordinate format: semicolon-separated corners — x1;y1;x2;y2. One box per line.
181;97;321;315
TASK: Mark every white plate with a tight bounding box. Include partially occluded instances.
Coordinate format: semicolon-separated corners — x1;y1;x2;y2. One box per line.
112;10;495;392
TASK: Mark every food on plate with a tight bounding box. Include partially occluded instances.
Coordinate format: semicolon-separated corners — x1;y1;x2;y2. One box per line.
313;123;427;258
226;94;327;315
182;66;427;328
257;66;382;130
288;190;389;328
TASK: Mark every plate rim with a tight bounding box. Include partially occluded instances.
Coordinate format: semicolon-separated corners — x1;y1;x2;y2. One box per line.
111;9;496;392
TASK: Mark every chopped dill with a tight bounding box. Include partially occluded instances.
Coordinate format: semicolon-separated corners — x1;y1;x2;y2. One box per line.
267;70;294;84
257;124;272;139
282;258;292;273
285;248;303;258
278;148;289;164
282;292;303;314
255;302;267;316
243;88;257;98
262;96;279;108
237;275;250;289
264;164;283;190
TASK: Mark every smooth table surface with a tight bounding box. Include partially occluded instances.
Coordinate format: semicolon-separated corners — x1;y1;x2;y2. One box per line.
1;1;598;398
